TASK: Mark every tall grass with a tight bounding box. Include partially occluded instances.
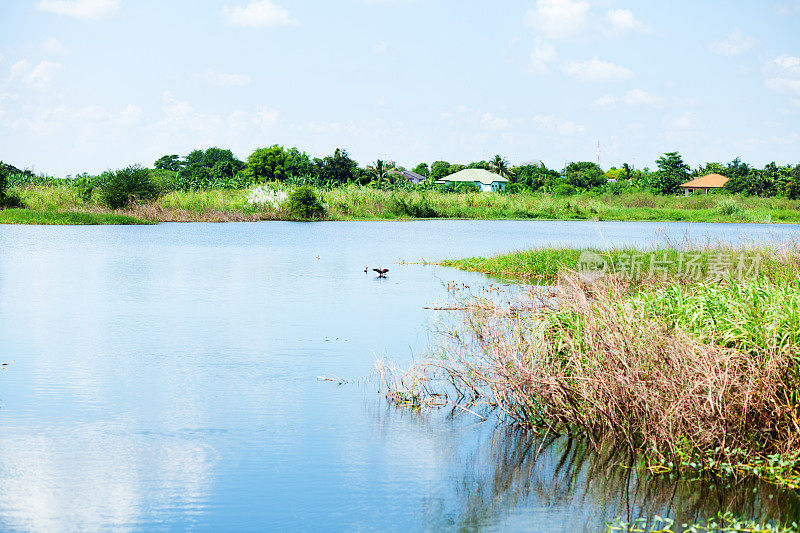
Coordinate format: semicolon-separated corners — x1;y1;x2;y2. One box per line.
10;184;800;223
384;247;800;487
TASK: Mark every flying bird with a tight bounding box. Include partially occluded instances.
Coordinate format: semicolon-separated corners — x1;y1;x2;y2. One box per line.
373;268;389;278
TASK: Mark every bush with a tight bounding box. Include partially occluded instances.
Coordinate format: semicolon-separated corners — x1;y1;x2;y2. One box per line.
101;165;158;209
388;196;438;218
286;185;325;219
0;161;23;208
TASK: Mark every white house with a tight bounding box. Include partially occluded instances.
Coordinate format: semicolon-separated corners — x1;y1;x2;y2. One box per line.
436;169;508;192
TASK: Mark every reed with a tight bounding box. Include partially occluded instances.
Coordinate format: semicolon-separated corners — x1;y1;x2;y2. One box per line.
385;246;800;488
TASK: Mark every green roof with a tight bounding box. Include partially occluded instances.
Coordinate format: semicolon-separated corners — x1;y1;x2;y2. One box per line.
439;169;508;185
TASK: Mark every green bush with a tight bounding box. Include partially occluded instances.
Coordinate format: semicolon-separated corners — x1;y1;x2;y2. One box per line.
388;196;438;218
286;185;325;219
101;164;158;209
0;161;23;208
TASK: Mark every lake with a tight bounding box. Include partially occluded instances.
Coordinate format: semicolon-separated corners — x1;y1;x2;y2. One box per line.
1;220;799;532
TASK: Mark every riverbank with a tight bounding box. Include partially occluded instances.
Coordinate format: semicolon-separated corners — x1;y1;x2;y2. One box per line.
399;245;800;493
4;184;800;224
0;208;152;225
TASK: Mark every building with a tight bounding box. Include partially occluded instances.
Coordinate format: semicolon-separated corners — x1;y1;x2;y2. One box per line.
390;169;427;184
436;168;508;192
680;173;729;195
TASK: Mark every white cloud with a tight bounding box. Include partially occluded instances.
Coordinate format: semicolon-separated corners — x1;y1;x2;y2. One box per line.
35;0;120;20
772;54;800;71
529;38;556;74
523;0;590;40
41;37;68;57
7;59;65;89
669;111;701;130
561;58;633;81
117;104;142;125
532;114;585;136
253;107;279;127
765;77;800;96
204;68;251;87
480;112;510;130
222;0;296;27
709;30;756;56
594;88;662;107
373;41;388;55
605;9;650;34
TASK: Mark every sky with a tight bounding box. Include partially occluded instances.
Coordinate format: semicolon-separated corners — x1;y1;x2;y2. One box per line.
1;0;799;176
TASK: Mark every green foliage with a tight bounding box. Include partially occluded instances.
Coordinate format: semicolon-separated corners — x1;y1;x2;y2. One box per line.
723;157;753;194
564;161;606;190
412;163;430;177
154;154;182;172
490;154;513;179
178;147;245;190
512;163;559;191
430;161;452;181
246;145;314;183
101;164;158;209
286;185;325;219
439;181;480;193
0;208;151;225
0;161;24;208
652;151;690;195
314;148;358;184
0;161;7;205
789;165;800;200
388;196;437;218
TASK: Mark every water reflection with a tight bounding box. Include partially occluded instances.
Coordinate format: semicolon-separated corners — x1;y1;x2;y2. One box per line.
367;402;800;532
438;424;799;531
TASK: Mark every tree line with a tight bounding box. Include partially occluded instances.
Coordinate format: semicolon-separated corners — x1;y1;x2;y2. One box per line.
151;146;800;198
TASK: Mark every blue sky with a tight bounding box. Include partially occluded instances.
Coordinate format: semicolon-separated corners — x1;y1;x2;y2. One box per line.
1;0;799;176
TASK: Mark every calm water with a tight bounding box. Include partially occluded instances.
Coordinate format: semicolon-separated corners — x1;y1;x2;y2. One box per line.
1;220;799;532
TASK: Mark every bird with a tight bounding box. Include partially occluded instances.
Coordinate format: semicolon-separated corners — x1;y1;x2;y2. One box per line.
364;267;368;274
373;268;389;278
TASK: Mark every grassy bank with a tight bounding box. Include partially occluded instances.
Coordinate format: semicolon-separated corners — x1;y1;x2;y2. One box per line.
10;183;800;223
0;208;151;225
391;245;800;495
435;246;799;284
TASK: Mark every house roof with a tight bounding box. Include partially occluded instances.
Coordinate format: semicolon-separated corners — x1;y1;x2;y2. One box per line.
390;169;427;181
680;173;729;189
440;168;508;185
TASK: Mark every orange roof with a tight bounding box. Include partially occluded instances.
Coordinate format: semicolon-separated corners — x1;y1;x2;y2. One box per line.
680;173;729;188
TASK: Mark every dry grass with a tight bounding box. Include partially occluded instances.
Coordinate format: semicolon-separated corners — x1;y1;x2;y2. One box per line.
386;270;800;468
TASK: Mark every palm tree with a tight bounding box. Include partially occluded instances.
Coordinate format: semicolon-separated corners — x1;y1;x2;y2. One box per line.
491;155;512;179
372;159;388;182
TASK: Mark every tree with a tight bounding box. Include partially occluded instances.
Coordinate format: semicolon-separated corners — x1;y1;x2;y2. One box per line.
788;164;800;200
564;162;606;190
315;148;358;184
101;165;158;209
651;151;689;195
0;161;8;205
413;163;429;177
723;157;752;194
180;147;244;187
247;145;288;182
154;154;182;172
372;159;390;184
512;163;559;191
430;161;451;181
490;155;513;179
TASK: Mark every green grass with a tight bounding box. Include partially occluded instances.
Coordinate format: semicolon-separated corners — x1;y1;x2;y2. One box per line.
0;208;151;225
435;246;800;284
10;184;800;223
